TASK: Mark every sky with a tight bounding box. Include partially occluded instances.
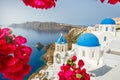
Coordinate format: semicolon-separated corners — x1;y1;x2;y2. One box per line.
0;0;120;25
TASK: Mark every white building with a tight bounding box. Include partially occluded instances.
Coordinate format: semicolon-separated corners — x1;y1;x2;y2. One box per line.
53;34;68;79
75;33;102;68
35;18;120;80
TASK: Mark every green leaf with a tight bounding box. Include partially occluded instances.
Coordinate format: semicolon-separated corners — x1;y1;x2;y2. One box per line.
76;73;82;79
6;36;13;43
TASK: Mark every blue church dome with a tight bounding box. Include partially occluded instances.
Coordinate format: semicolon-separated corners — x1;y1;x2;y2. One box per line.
77;33;100;47
100;18;115;24
56;34;67;44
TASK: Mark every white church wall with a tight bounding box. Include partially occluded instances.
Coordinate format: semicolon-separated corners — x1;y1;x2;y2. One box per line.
89;47;100;60
89;47;101;66
75;45;89;59
92;31;116;51
92;24;117;51
99;25;116;32
75;45;101;66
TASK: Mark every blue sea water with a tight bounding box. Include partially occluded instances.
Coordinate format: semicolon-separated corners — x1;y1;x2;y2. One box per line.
0;27;67;80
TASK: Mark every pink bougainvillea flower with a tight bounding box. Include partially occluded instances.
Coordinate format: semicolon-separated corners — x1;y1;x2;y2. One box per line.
22;0;57;9
58;55;90;80
58;71;65;77
60;64;70;71
15;36;27;45
12;71;24;80
0;54;6;61
0;62;4;71
108;0;118;4
5;44;16;54
2;28;11;35
3;69;13;79
0;40;7;54
0;28;11;39
0;27;32;80
78;59;84;68
17;45;32;59
100;0;120;5
22;64;31;75
64;70;74;78
72;55;77;61
0;30;5;39
81;68;86;74
11;60;23;72
4;55;17;67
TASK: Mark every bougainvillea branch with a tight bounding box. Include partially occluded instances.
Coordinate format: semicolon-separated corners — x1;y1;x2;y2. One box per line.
0;28;32;80
58;55;90;80
22;0;57;9
100;0;120;5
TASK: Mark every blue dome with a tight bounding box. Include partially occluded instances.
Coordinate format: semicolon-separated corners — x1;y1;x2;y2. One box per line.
77;33;100;47
56;34;67;44
100;18;115;24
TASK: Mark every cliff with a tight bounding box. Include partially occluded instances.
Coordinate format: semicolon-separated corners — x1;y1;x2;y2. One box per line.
28;27;84;80
9;22;76;32
65;27;84;50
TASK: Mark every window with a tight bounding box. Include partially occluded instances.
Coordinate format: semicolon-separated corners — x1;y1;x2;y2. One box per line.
92;51;94;58
100;26;102;31
82;50;85;57
55;54;61;64
104;36;107;42
112;27;114;31
106;27;108;31
62;46;64;51
57;46;59;51
96;26;99;31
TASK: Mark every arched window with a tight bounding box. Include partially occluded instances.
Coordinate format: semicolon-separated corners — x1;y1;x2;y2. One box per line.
106;27;108;31
62;46;64;51
92;51;94;58
104;36;107;42
82;50;85;57
57;46;59;51
112;27;114;31
55;54;61;64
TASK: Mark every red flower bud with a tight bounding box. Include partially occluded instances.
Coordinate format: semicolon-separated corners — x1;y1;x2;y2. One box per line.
72;55;77;61
78;60;84;68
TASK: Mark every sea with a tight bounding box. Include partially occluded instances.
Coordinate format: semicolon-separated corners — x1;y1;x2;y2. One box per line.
0;27;67;80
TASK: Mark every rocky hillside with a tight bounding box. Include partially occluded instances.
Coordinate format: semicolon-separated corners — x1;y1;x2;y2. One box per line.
42;27;84;64
65;27;84;49
9;21;76;32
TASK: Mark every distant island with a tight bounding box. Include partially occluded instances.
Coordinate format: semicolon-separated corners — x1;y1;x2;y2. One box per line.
9;21;80;32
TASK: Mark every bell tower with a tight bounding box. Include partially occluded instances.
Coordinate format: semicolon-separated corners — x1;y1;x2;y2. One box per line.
53;33;68;78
